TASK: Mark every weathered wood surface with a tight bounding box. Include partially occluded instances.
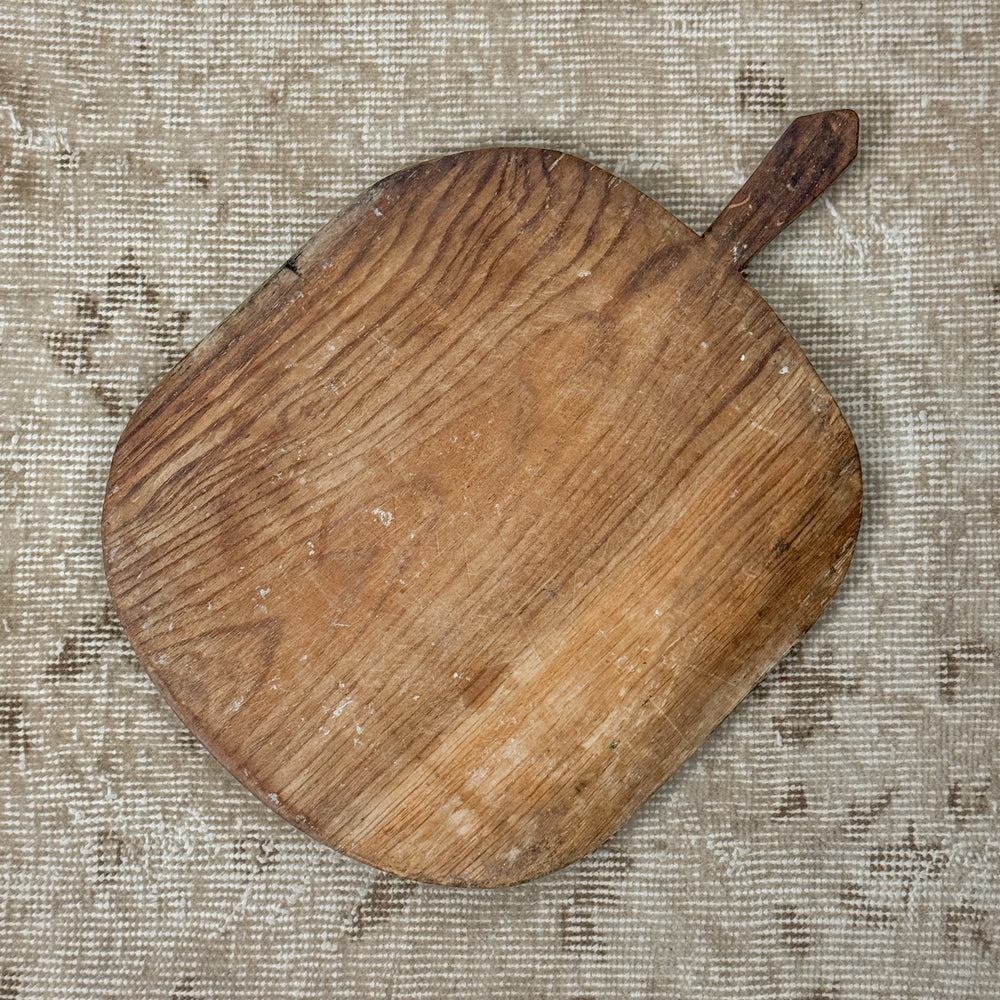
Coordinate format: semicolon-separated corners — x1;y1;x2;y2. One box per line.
703;109;859;270
103;111;862;886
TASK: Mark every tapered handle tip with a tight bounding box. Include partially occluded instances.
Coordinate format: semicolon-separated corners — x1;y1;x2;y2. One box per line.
703;108;861;271
795;108;859;163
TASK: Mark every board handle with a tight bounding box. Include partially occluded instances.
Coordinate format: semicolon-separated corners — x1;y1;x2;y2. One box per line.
702;109;859;271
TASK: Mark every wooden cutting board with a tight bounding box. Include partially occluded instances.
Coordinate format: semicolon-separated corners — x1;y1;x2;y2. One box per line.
103;110;862;887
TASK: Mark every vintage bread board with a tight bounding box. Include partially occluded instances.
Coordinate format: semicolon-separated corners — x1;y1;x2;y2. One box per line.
103;110;863;887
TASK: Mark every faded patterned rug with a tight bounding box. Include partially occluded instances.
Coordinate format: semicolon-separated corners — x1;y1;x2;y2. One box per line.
1;2;997;997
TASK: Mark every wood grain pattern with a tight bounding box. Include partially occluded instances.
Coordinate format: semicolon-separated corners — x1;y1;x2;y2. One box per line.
703;109;859;270
103;114;862;886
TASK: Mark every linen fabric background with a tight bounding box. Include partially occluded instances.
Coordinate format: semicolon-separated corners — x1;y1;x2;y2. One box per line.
1;1;998;996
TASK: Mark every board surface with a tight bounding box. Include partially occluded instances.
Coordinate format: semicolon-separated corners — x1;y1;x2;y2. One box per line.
103;146;862;886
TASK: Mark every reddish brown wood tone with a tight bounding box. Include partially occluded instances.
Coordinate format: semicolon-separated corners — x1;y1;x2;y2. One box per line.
103;112;862;887
703;109;859;270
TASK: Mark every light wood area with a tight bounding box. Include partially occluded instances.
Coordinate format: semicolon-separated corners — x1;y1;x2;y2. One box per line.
104;111;862;886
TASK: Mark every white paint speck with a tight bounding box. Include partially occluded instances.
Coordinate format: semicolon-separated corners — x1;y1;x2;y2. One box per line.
373;507;394;526
258;586;270;598
577;269;591;278
331;698;352;718
779;365;789;374
700;341;708;349
268;793;280;806
740;354;746;361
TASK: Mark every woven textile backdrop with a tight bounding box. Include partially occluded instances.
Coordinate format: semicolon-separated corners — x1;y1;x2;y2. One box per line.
2;1;998;996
